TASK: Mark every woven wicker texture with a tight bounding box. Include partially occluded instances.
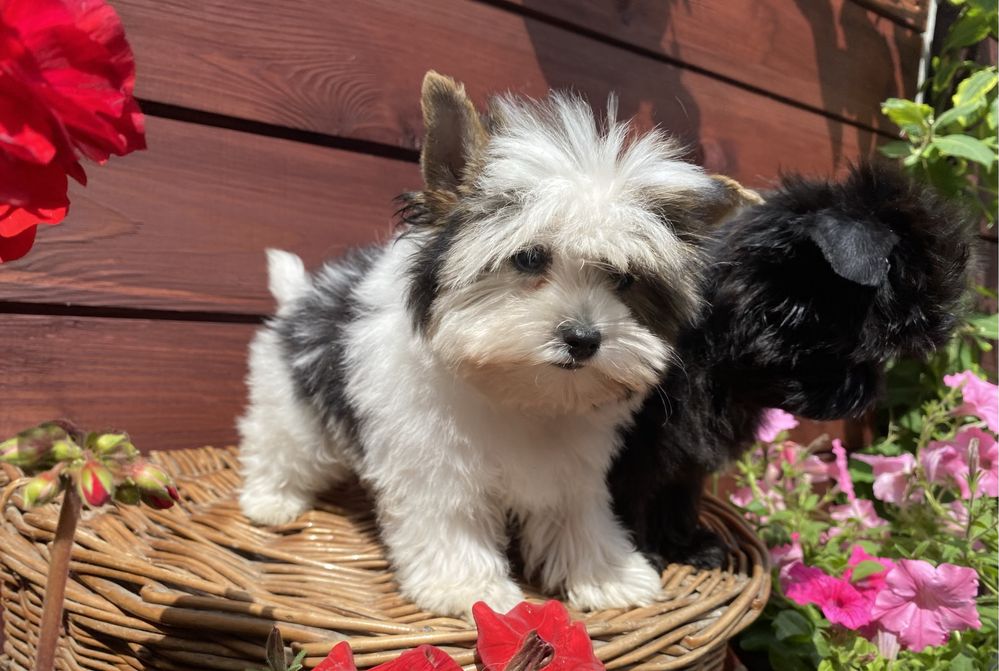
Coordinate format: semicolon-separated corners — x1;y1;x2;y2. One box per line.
0;447;770;671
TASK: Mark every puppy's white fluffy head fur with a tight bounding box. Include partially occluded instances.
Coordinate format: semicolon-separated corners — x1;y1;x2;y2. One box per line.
404;73;746;415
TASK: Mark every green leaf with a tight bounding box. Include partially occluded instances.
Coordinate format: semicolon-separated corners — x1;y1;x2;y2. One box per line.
849;459;875;484
953;69;998;108
989;97;997;131
951;652;977;671
933;58;968;96
923;155;972;197
932;134;996;167
739;627;777;652
935;100;987;130
879;140;914;158
850;559;888;583
944;11;994;51
811;628;831;658
774;610;813;642
967;314;999;340
288;650;307;671
769;646;815;671
882;98;933;138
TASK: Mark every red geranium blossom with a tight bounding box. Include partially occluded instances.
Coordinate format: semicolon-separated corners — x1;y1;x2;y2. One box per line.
315;642;461;671
0;0;145;261
472;600;604;671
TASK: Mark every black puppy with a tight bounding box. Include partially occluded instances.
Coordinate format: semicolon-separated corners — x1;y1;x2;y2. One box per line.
610;161;972;569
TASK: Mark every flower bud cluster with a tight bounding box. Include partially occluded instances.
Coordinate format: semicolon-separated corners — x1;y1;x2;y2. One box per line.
0;421;180;511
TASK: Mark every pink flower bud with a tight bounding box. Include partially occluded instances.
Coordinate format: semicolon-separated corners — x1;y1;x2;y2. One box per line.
131;460;180;509
77;458;114;507
139;489;176;509
22;468;65;508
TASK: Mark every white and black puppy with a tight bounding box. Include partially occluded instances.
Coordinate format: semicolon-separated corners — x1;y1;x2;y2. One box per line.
237;72;746;617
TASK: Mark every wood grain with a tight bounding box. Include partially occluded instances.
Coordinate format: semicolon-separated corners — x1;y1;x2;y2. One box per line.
850;0;930;29
501;0;922;132
0;116;419;314
111;0;878;180
0;315;255;452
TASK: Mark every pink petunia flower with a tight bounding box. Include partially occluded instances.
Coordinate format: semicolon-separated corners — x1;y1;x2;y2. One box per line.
870;559;981;652
944;500;969;537
979;431;999;497
843;546;895;600
770;532;803;566
781;561;828;598
757;408;799;443
829;498;887;532
770;532;803;584
729;483;785;522
801;454;836;484
873;629;900;661
945;371;998;434
853;453;919;505
783;562;873;630
831;439;855;501
921;440;970;498
923;427;998;499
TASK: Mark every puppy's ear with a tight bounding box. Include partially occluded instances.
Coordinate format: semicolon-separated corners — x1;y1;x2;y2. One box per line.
808;214;900;287
420;71;487;193
700;175;763;227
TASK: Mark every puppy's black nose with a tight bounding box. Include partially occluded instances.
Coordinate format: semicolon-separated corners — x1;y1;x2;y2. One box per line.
559;323;602;361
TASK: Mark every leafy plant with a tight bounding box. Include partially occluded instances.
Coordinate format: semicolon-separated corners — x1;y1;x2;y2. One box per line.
732;374;998;671
880;0;997;226
881;305;998;451
878;0;998;433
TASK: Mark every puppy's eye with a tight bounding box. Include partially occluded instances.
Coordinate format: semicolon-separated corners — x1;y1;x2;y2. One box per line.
612;272;635;291
511;247;550;274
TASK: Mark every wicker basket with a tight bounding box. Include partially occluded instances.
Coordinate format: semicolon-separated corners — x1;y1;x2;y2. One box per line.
0;446;770;671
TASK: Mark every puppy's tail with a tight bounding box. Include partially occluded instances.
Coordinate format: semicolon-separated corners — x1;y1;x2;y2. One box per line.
266;249;311;309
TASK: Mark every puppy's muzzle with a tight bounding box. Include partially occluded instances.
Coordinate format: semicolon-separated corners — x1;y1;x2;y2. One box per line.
558;322;602;365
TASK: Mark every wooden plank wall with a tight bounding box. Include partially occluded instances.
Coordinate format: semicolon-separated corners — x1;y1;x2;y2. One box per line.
1;0;932;451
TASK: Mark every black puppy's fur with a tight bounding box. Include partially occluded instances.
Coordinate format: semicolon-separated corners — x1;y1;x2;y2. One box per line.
611;162;972;569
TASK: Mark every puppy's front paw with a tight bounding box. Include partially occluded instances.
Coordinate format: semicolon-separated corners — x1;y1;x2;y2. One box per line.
567;552;662;611
239;488;309;526
404;578;524;619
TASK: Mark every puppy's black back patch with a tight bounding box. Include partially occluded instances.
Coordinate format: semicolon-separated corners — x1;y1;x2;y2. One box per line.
276;247;382;446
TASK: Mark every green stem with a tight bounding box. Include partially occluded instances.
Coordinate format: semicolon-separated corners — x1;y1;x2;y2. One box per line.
922;486;951;521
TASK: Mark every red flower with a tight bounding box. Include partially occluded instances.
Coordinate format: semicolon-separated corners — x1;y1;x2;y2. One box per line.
0;0;145;261
130;459;181;509
314;643;356;671
76;457;113;506
472;601;604;671
315;642;461;671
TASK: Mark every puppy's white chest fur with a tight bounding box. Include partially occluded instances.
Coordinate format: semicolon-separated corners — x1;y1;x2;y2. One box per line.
487;408;629;512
